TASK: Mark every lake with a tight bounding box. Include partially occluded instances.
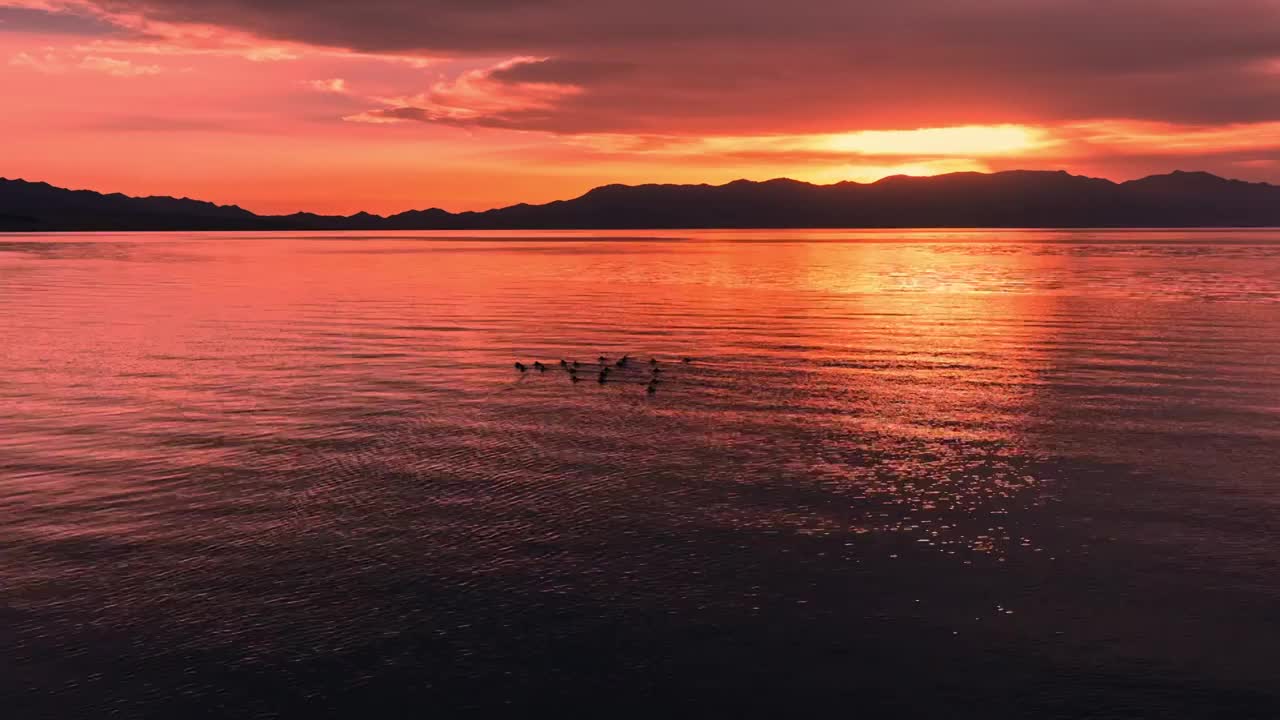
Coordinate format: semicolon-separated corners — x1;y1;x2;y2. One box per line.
2;229;1279;718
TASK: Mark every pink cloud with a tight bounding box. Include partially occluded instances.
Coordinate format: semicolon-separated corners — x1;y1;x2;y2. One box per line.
349;57;583;127
9;49;161;75
306;77;347;93
79;54;160;75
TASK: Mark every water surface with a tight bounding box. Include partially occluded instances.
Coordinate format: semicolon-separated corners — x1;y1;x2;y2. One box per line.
3;229;1279;717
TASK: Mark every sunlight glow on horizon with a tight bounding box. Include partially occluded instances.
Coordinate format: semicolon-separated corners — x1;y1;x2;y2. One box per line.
800;160;991;185
570;125;1049;160
820;125;1048;157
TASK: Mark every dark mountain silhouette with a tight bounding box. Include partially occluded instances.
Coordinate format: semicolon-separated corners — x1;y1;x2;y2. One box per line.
3;170;1279;231
0;178;263;231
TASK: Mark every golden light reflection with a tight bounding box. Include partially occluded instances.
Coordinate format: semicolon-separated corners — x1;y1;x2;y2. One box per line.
800;238;1063;557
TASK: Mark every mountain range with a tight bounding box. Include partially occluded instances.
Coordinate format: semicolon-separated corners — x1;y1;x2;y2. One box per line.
3;170;1279;231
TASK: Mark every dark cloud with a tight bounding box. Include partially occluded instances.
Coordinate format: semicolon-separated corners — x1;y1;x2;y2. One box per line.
0;6;122;35
355;104;571;131
488;58;634;85
83;0;1280;132
371;107;433;122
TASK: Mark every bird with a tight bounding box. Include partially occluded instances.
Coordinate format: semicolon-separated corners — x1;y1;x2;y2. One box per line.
652;367;663;375
615;355;630;368
597;371;608;384
515;362;527;372
559;359;568;369
598;355;607;364
571;375;582;383
646;383;657;394
649;358;659;367
572;360;580;369
533;361;546;373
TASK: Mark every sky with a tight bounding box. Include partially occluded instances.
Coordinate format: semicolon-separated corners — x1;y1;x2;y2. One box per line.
3;0;1280;215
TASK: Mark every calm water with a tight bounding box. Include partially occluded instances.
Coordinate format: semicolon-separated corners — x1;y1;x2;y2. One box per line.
2;229;1279;718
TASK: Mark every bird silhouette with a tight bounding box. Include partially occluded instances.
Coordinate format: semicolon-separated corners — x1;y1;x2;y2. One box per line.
515;362;527;372
534;361;546;373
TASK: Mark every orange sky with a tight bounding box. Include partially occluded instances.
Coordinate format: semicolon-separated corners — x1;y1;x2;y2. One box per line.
3;1;1280;215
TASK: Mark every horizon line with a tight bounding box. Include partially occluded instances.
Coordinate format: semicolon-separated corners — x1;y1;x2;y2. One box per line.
2;168;1268;220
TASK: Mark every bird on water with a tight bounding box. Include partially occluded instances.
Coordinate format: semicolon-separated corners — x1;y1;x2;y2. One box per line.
534;361;546;373
515;362;527;372
616;355;630;368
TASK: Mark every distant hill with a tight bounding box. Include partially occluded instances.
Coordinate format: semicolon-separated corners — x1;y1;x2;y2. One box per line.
3;170;1280;231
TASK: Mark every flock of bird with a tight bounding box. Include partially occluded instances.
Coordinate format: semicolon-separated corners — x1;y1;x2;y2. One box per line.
515;354;692;394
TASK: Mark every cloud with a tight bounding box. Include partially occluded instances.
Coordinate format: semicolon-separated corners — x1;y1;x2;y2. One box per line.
487;58;634;85
8;50;58;72
347;56;582;127
0;1;433;65
29;0;1280;135
307;77;347;93
1059;119;1280;155
79;54;160;75
341;111;403;125
9;49;161;75
0;5;121;35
